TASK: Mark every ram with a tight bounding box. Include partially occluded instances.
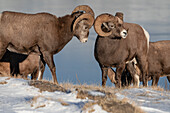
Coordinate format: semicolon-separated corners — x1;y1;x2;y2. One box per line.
0;50;45;80
124;40;170;86
94;12;149;87
0;5;94;84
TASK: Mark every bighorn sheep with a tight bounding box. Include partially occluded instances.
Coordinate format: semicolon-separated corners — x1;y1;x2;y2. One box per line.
94;12;149;87
0;5;94;84
0;50;45;80
123;40;170;86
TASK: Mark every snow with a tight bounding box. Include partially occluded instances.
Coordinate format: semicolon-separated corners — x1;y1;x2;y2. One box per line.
83;105;108;113
88;90;105;97
116;88;170;113
0;77;170;113
0;77;106;113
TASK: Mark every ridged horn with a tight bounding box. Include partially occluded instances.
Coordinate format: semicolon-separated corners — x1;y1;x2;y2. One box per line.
72;5;95;17
94;13;116;37
72;13;94;32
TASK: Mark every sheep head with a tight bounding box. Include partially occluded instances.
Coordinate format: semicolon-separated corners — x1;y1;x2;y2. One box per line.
94;13;127;39
71;5;95;43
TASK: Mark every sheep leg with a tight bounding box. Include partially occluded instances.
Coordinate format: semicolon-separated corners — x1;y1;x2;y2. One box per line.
167;76;170;83
42;52;58;84
152;75;160;86
100;65;108;87
116;62;126;88
10;59;20;77
31;69;38;80
0;42;7;60
108;68;116;84
126;62;139;87
121;69;128;87
37;55;46;80
38;61;45;80
136;55;148;87
31;63;45;80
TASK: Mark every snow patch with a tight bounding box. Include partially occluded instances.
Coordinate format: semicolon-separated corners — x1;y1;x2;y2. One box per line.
88;91;105;97
0;77;170;113
116;88;170;113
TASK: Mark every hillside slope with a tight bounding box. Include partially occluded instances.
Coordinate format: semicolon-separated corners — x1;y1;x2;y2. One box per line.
0;77;169;113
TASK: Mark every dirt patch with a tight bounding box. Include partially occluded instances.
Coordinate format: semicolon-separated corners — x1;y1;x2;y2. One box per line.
0;81;7;85
29;80;70;93
76;89;144;113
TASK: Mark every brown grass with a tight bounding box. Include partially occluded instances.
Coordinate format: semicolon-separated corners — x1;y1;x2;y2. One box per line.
0;77;10;84
0;81;7;84
5;77;10;80
28;80;144;112
76;88;144;113
9;78;168;113
150;86;165;91
57;98;70;106
82;102;97;112
121;84;167;92
31;95;46;108
60;82;148;112
29;80;69;93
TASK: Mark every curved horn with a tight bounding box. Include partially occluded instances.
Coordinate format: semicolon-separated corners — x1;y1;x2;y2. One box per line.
72;5;95;17
94;13;116;37
72;13;94;32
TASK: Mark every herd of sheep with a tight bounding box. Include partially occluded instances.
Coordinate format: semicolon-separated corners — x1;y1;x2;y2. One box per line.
0;5;169;88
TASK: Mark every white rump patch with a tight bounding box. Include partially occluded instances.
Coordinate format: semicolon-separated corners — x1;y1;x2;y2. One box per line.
141;27;150;52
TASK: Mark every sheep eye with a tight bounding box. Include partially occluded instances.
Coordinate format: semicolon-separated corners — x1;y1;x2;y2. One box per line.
109;24;115;29
84;26;88;30
111;25;115;28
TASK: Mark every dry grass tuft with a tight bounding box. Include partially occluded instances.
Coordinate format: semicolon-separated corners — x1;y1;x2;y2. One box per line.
29;80;69;93
82;102;97;113
76;89;144;113
31;95;46;109
5;77;10;80
0;77;10;85
35;104;46;109
0;81;7;84
150;86;164;91
57;98;69;106
60;82;74;90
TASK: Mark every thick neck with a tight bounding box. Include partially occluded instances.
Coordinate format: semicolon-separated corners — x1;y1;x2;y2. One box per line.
52;15;75;54
58;15;75;42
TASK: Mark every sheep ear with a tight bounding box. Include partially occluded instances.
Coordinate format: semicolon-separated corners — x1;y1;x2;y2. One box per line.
115;12;124;21
116;16;123;24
